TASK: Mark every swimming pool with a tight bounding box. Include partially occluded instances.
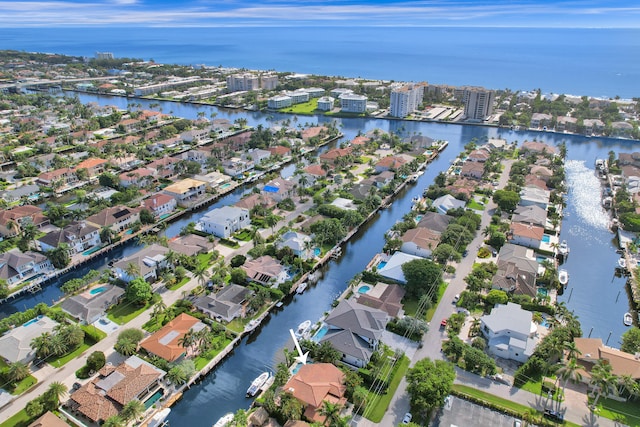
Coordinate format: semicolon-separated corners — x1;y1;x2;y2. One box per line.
357;285;371;294
221;183;232;189
144;390;164;409
313;324;329;341
90;287;106;295
537;288;548;297
377;261;387;270
82;246;102;256
314;247;321;257
415;215;423;222
125;229;134;235
23;315;43;327
542;234;551;243
160;213;171;219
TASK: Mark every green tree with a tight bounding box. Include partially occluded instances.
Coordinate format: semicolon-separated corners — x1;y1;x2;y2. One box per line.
231;408;248;427
125;277;153;305
139;208;155;224
590;360;618;407
121;400;145;423
6;361;30;382
401;259;443;299
47;243;71;269
492;189;520;212
406;358;455;419
621;327;640;354
86;351;106;371
431;243;461;265
319;400;342;426
102;416;125;427
25;398;45;418
230;267;247;285
485;289;509;306
45;381;67;408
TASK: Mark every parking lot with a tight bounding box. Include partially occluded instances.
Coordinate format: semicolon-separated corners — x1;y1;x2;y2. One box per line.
432;396;519;427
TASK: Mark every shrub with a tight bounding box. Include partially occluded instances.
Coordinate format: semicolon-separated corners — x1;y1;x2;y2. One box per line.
477;247;491;258
87;351;106;371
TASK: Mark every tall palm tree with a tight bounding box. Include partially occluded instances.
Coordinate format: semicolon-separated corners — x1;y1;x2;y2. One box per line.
46;381;68;407
563;341;582;360
618;374;639;401
7;361;30;382
264;213;279;235
319;400;342;426
231;408;248;427
590;360;618;407
178;329;196;353
164;249;178;267
124;262;140;279
30;332;53;359
194;264;210;287
554;358;582;410
151;300;167;323
121;400;145;422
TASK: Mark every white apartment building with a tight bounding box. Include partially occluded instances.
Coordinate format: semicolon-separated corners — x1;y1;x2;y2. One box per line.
226;73;259;92
268;95;293;109
389;83;426;118
260;74;279;90
285;90;310;104
317;96;335;111
463;87;495;120
339;93;368;113
198;206;251;238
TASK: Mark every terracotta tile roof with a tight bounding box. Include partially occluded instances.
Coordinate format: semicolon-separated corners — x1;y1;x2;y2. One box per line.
351;136;369;145
267;145;291;156
575;338;640;380
401;227;441;250
320;147;352;161
144;193;175;210
375;155;407;169
139;313;206;362
304;164;328;177
28;411;69;427
510;222;544;241
76;157;108;170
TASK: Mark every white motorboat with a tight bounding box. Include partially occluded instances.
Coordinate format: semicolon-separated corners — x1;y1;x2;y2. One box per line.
618;258;627;270
295;320;312;338
246;372;270;397
148;408;171;427
213;413;234;427
558;240;569;256
558;269;569;286
624;312;633;327
296;282;308;294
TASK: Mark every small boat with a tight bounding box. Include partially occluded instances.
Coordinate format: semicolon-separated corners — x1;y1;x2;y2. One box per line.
213;413;234;427
618;258;627;270
558;269;569;286
295;320;312;338
558;240;569;256
412;196;420;203
410;174;419;183
624;312;633;326
246;372;270;397
296;282;308;294
148;408;171;427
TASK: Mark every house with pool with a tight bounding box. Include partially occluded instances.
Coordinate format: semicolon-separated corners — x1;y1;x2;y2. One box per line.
112;244;169;283
140;313;207;362
319;299;388;369
60;284;124;324
0;249;53;287
276;231;313;260
37;220;101;255
197;206;251;238
0;315;58;364
241;255;288;287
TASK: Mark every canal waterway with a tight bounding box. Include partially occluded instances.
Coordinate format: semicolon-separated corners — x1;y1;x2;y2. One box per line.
2;93;638;424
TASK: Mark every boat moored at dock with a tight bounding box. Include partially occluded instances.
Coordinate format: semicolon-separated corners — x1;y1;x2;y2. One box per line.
246;372;270;397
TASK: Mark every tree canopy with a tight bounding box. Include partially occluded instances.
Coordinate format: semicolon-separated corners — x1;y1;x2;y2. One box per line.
492;189;520;212
406;358;455;418
621;327;640;354
125;277;153;305
401;259;442;299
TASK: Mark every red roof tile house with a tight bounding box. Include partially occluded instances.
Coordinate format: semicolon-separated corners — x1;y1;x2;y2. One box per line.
119;167;156;188
37;167;77;187
75;157;109;179
283;363;347;423
242;255;288;287
267;145;292;157
0;205;49;238
319;147;353;165
143;193;177;217
66;356;165;425
508;222;544;249
374;155;408;174
139;313;207;362
460;161;485;180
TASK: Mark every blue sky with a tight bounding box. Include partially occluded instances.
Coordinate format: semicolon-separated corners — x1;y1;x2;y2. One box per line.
1;0;639;28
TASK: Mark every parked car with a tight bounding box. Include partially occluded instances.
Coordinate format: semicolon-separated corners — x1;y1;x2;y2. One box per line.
402;413;413;424
544;409;564;422
462;249;468;257
514;420;522;427
491;374;511;385
453;294;460;303
440;319;447;329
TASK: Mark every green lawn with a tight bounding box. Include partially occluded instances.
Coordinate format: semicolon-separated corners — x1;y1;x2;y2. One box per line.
8;375;37;395
193;336;234;370
363;356;410;422
196;252;215;269
227;318;247;334
233;230;253;241
107;301;150;324
280;99;319;114
520;378;563;402
467;199;485;210
589;396;640;426
48;339;93;368
167;276;190;291
0;408;32;427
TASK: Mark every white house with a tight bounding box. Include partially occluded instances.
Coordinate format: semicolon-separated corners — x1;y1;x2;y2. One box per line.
480;302;540;363
431;194;466;215
0;250;53;287
400;228;441;259
197;206;251;238
112;244;169;283
245;148;271;165
377;251;423;284
519;186;550;210
143;193;178;218
38;221;101;255
162;178;207;206
0;315;58;363
509;222;544;249
277;231;313;260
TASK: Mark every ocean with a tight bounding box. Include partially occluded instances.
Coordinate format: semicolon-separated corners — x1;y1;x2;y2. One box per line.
1;26;639;98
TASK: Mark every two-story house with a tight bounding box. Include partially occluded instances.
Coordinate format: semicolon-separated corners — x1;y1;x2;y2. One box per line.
86;205;141;233
38;221;101;254
197;206;250;238
480;302;540;363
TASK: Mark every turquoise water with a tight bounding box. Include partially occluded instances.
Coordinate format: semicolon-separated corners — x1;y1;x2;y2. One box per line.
536;256;547;263
542;234;551;243
90;287;106;295
415;215;423;222
221;183;232;189
22;315;43;327
314;247;321;257
82;246;102;256
125;229;134;235
357;285;371;294
377;261;387;270
144;390;164;409
537;288;549;297
160;213;171;219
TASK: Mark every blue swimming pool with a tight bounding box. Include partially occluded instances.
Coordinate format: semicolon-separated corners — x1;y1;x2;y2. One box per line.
23;315;43;327
144;390;164;409
377;261;387;270
314;247;321;257
125;229;134;235
542;234;551;243
160;213;171;219
221;183;231;189
537;288;548;297
82;246;102;256
415;214;423;222
313;324;329;341
357;285;371;294
90;287;106;295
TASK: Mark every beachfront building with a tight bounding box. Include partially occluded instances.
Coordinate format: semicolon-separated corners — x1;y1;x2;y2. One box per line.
268;95;293;109
389;83;426;118
226;73;259;92
480;302;540;363
462;87;495;121
197;206;250;238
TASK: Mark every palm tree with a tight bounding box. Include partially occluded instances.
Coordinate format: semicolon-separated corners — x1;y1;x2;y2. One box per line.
618;374;639;401
319;400;342;426
164;249;178;267
151;301;167;324
7;361;30;382
279;392;304;421
46;381;67;407
231;408;248;426
590;360;618;407
121;400;145;422
21;223;38;250
563;341;582;360
554;358;582;410
124;262;140;279
102;416;125;427
178;329;197;353
264;213;279;235
194;264;210;287
30;332;53;359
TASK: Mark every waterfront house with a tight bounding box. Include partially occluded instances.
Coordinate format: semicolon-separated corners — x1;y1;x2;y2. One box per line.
319;147;353;166
261;178;296;202
234;193;277;211
460;161;485;180
416;212;454;234
356;283;406;318
60;284;124;324
521;141;557;156
524;174;549;191
372;171;395;189
37;167;77;188
86;205;140;233
119;167;156;188
276;231;313;260
349;182;376;201
487;138;508;151
242;255;288;287
195;283;254;322
162;178;208;207
245;148;271;164
267;145;292;158
193;171;232;190
530;113;552;129
573;338;640;388
28;412;68;427
180;149;209;167
168;234;214;257
319;299;388;368
67;356;166;424
0;205;49;238
400;227;441;259
143;193;177;218
222;157;255;178
198;206;251;238
0;249;53;287
492;243;539;297
0;315;58;364
556;116;578;133
480;302;540;363
113;244;169;283
0;184;41;204
302;164;329;186
75;157;108;180
140;313;207;362
180;128;211;144
611;121;634;138
431;194;466;215
377;251;423;284
512;205;548;229
282;363;347;423
374;155;408;174
583;119;605;135
38;221;101;255
467;148;491;162
147;156;179;179
508;222;544;250
519;186;550;210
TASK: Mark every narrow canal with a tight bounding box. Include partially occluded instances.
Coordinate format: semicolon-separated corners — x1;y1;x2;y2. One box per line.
1;93;637;424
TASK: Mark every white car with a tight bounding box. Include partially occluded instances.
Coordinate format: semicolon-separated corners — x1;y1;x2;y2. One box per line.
453;294;460;303
402;412;412;424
